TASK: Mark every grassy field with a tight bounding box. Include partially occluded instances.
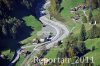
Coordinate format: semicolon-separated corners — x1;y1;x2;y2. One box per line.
44;0;84;61
15;55;25;66
45;47;60;59
61;1;100;66
61;0;84;18
60;0;100;36
60;0;100;66
46;0;100;66
60;0;84;30
20;15;42;46
2;50;11;56
85;38;100;66
44;43;65;59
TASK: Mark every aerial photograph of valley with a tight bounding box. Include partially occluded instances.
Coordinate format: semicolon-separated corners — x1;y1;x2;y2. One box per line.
0;0;100;66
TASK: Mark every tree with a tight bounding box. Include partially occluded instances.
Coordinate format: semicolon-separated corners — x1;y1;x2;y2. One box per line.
50;0;56;12
67;47;75;58
94;12;100;24
78;41;87;54
92;46;96;51
90;17;95;24
90;0;93;10
82;15;87;23
11;25;16;39
56;51;62;58
6;17;22;39
58;40;63;46
79;24;86;41
91;0;97;9
84;0;86;3
98;0;100;8
49;0;58;16
89;25;97;39
88;11;93;22
2;25;7;36
22;0;32;9
86;0;99;9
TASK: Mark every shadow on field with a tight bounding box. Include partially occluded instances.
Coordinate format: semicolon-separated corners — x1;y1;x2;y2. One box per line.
16;22;34;41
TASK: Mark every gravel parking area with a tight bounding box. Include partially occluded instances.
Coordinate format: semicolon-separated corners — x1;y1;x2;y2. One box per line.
37;24;56;38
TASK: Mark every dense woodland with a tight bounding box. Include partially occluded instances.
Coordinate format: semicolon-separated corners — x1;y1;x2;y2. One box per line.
0;0;35;39
0;0;42;50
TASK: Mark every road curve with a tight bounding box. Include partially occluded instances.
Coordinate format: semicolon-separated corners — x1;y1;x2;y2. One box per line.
37;0;69;49
21;0;69;65
9;0;69;66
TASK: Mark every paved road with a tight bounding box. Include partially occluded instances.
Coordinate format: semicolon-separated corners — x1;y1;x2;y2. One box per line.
9;0;69;66
21;0;69;66
35;0;69;49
